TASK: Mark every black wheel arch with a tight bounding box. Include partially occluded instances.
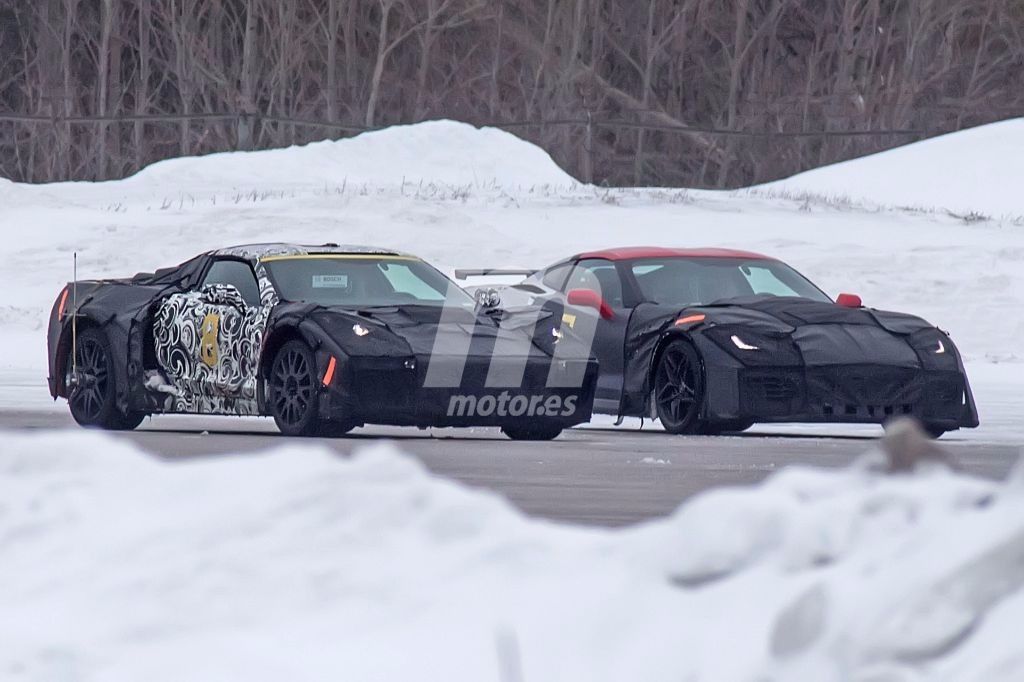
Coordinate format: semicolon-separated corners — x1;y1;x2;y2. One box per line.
54;316;109;398
258;318;349;412
646;330;708;418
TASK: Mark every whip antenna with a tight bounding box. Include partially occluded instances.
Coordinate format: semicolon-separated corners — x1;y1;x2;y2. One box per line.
72;252;78;382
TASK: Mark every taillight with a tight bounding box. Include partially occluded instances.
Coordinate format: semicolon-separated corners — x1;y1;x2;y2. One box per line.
57;288;69;320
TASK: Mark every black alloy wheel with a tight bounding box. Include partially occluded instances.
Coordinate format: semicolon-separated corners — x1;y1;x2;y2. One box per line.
653;339;705;435
701;419;755;435
68;327;146;430
268;339;335;437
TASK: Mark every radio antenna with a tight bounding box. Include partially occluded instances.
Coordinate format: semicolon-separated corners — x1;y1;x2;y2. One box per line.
72;252;78;381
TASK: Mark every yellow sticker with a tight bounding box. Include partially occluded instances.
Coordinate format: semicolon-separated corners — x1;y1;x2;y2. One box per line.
561;313;577;329
200;313;220;367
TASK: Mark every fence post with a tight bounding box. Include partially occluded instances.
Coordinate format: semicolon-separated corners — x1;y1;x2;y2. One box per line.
237;112;256;151
582;112;594;184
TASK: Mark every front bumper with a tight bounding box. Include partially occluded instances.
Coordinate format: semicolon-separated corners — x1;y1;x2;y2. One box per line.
705;362;977;429
320;353;598;428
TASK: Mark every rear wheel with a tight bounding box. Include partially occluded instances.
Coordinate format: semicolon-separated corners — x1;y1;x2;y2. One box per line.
501;425;564;441
653;339;705;435
68;327;146;430
701;419;754;435
268;340;325;437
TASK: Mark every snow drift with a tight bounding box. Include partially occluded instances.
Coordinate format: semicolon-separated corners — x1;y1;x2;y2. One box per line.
16;120;575;199
762;118;1024;218
1;431;1022;681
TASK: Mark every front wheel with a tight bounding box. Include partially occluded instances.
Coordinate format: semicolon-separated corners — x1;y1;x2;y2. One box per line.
67;327;146;430
653;339;705;435
501;425;564;441
268;340;326;437
921;423;948;439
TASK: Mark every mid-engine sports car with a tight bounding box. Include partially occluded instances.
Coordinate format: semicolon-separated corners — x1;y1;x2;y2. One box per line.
47;244;597;440
458;247;979;438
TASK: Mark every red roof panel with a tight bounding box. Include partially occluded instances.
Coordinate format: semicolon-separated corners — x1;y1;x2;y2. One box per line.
574;246;773;261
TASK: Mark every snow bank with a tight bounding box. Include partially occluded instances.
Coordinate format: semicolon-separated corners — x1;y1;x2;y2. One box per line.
17;120;575;199
763;118;1024;218
2;431;1022;681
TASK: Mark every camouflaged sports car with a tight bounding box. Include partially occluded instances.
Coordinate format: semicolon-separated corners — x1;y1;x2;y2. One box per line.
459;247;979;438
47;244;597;440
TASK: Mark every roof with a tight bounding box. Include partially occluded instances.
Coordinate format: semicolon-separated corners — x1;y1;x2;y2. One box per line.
213;243;405;260
574;246;773;262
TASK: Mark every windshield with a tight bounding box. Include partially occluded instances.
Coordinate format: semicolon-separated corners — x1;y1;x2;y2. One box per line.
629;257;831;306
263;256;476;308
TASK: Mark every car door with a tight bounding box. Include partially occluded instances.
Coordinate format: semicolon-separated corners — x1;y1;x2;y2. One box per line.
562;258;632;412
153;258;269;414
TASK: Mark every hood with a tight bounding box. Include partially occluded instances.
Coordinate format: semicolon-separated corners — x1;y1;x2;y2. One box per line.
306;303;561;359
682;295;952;368
694;295;935;335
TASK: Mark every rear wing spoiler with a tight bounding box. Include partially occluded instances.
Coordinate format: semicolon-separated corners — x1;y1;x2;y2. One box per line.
453;268;537;281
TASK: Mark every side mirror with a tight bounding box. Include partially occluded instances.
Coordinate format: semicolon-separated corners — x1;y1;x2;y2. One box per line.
567;288;614;320
836;293;863;308
200;283;247;308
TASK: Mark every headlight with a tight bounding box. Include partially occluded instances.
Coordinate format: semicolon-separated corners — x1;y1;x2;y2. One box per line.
907;328;958;368
706;327;801;366
731;335;760;351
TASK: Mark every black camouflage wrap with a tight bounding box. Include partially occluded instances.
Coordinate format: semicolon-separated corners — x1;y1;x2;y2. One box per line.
620;295;979;431
47;243;597;429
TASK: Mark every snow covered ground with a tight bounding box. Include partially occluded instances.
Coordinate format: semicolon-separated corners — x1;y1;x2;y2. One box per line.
761;118;1024;219
2;118;1023;440
2;119;1024;679
2;430;1023;681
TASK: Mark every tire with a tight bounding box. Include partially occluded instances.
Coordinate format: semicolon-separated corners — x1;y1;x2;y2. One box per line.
267;339;326;437
653;338;705;435
701;419;754;435
67;327;146;430
501;425;564;441
114;411;148;431
318;421;358;438
921;423;948;439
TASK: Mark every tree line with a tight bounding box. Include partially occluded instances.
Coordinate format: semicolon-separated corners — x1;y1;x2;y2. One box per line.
1;0;1022;187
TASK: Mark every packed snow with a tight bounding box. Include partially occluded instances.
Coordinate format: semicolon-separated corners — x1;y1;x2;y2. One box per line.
2;118;1023;441
1;430;1021;681
760;118;1024;219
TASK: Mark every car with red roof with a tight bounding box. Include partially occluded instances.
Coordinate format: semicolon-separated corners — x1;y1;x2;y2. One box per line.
458;247;978;438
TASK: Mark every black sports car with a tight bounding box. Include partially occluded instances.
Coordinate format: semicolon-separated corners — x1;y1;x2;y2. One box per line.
47;244;597;440
459;246;979;438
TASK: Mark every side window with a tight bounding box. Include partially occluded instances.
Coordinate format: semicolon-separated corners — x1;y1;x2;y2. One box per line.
740;265;802;298
541;263;572;291
376;263;446;301
566;259;625;307
202;260;262;307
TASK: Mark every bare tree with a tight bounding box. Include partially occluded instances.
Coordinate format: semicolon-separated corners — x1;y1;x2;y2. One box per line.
0;0;1022;187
